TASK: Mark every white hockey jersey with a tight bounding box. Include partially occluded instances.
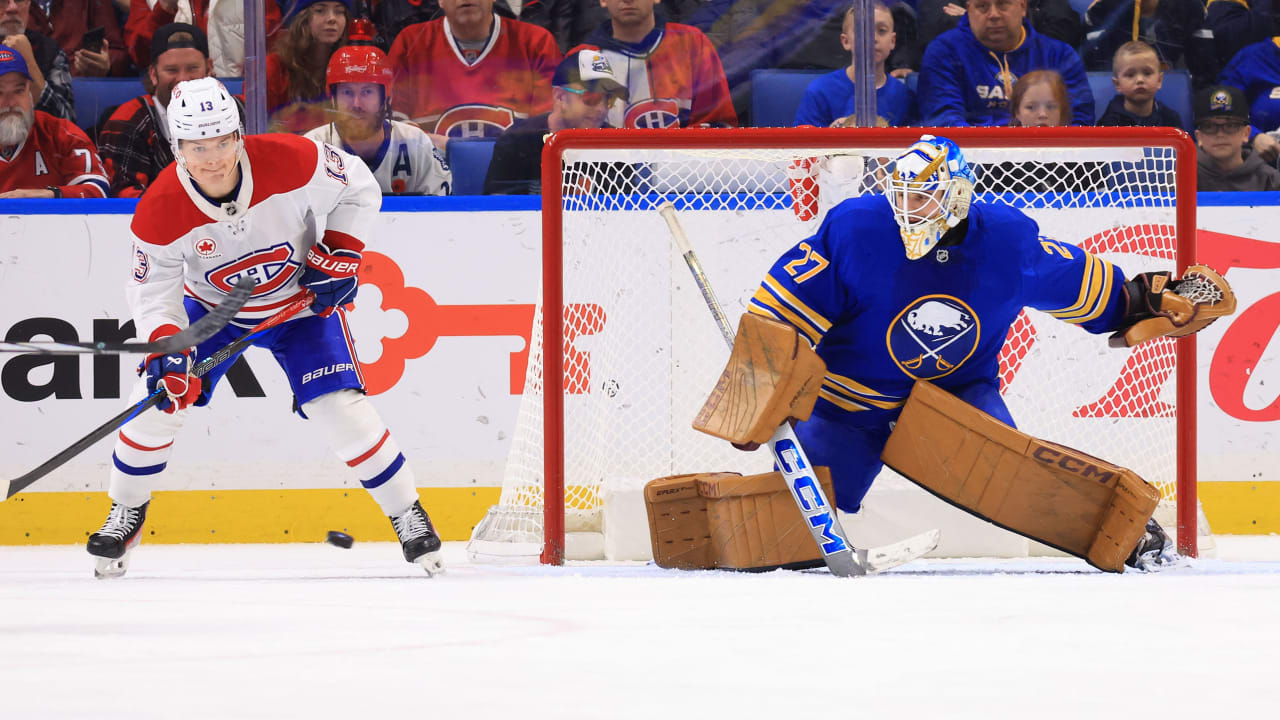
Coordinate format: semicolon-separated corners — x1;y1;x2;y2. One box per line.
303;120;452;195
127;133;381;343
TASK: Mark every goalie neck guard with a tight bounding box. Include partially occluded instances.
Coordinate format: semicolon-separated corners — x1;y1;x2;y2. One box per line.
886;135;976;260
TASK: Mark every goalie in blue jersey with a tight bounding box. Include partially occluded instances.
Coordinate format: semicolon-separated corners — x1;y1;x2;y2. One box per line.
698;135;1235;572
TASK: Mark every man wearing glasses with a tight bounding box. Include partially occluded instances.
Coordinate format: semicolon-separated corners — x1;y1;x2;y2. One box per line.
483;49;625;195
1196;84;1280;192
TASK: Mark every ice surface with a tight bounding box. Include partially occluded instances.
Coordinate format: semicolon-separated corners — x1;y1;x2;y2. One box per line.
3;538;1278;719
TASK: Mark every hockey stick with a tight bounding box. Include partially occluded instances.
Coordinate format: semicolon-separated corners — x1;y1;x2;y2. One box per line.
0;277;257;355
659;203;939;576
3;291;314;501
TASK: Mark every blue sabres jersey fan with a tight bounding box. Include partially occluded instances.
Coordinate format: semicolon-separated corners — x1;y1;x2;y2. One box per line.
917;16;1094;126
794;68;918;127
1219;37;1280;132
748;137;1127;511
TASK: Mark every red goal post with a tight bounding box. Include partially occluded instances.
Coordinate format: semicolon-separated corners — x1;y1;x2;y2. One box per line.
520;126;1199;565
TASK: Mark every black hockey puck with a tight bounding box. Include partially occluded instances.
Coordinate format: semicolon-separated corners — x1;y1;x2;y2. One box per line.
325;530;354;549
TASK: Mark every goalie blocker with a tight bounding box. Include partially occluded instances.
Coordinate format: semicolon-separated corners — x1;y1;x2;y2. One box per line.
883;381;1160;573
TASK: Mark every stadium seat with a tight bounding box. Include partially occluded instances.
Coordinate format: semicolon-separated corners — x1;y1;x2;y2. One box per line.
750;69;828;127
71;77;144;133
1086;70;1194;132
446;138;497;195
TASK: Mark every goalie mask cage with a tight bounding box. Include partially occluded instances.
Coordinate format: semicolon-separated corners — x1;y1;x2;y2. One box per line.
470;126;1199;565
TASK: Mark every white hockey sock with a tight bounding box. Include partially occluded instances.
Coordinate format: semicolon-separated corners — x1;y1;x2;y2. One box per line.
302;389;419;516
108;379;189;508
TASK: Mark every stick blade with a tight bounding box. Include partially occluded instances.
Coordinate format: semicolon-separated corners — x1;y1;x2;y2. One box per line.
860;529;941;574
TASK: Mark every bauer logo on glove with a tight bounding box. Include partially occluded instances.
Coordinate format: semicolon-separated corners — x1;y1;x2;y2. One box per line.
299;234;364;317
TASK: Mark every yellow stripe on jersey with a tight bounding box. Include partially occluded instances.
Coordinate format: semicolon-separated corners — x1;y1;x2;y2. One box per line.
823;373;906;410
1070;257;1114;324
750;286;824;346
1045;254;1098;318
762;276;832;332
1048;255;1114;323
819;388;872;412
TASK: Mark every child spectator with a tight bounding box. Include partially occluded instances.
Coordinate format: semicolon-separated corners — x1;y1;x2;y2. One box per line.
1080;0;1215;88
1195;83;1280;190
1096;40;1185;127
1009;69;1070;126
0;48;109;198
794;0;917;127
389;0;561;138
267;0;350;134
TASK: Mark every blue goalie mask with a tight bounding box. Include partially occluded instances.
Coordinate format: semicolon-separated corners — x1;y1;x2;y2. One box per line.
885;135;976;260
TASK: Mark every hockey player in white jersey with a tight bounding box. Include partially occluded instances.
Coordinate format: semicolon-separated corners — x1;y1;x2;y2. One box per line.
86;77;444;578
304;43;452;196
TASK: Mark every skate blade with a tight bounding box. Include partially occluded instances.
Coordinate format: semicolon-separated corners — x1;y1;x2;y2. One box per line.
93;553;131;579
414;551;445;577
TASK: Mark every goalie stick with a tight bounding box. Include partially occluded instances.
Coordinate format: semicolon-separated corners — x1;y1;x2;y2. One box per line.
0;277;256;355
3;291;314;501
659;203;939;576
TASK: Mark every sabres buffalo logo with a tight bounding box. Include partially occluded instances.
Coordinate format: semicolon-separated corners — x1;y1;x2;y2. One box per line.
206;243;300;296
887;295;980;380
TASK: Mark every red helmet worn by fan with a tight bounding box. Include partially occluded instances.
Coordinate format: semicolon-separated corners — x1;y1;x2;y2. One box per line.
326;44;394;96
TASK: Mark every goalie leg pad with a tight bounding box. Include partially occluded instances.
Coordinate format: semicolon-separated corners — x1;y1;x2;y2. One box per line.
694;313;827;446
881;381;1160;572
645;468;834;571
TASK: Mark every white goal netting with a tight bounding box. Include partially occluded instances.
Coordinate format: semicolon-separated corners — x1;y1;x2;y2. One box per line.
470;130;1198;562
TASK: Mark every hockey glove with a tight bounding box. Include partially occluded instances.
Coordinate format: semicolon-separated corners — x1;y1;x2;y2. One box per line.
1110;265;1236;348
143;350;201;414
299;240;361;317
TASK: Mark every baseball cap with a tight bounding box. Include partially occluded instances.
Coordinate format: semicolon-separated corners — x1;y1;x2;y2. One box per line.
1194;85;1249;126
553;50;626;99
151;23;210;61
0;46;32;81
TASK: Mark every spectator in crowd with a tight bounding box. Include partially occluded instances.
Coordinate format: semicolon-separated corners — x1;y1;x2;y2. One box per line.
1081;0;1215;88
911;0;1083;65
573;0;736;128
1009;68;1069;125
98;24;231;197
483;48;624;194
125;0;284;76
304;43;452;194
26;0;130;77
1096;40;1185;127
1195;83;1280;190
0;48;108;197
1204;0;1275;76
389;0;561;138
917;0;1094;126
794;0;917;127
267;0;351;134
1216;35;1280;162
0;0;74;120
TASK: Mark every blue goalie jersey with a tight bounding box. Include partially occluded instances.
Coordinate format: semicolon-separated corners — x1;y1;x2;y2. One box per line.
748;196;1129;428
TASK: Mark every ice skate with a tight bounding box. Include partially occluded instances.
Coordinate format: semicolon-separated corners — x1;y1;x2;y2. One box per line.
1125;518;1184;572
390;500;444;576
86;501;149;579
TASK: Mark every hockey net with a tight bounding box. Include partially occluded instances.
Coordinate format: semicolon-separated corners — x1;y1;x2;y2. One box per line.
469;127;1203;564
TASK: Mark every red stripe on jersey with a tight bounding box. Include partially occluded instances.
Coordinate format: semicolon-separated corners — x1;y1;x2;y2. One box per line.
348;430;390;467
186;285;311;314
118;432;174;452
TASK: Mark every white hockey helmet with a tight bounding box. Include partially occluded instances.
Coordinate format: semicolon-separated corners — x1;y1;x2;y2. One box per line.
885;135;976;260
167;77;243;168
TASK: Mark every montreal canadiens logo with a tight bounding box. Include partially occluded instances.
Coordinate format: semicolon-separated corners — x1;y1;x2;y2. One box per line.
194;238;219;259
435;105;516;138
206;243;300;296
887;295;980;380
132;246;150;282
624;99;680;129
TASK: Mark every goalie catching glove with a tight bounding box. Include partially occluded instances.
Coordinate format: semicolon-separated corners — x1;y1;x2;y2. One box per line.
1111;264;1236;347
141;326;201;414
299;233;363;317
